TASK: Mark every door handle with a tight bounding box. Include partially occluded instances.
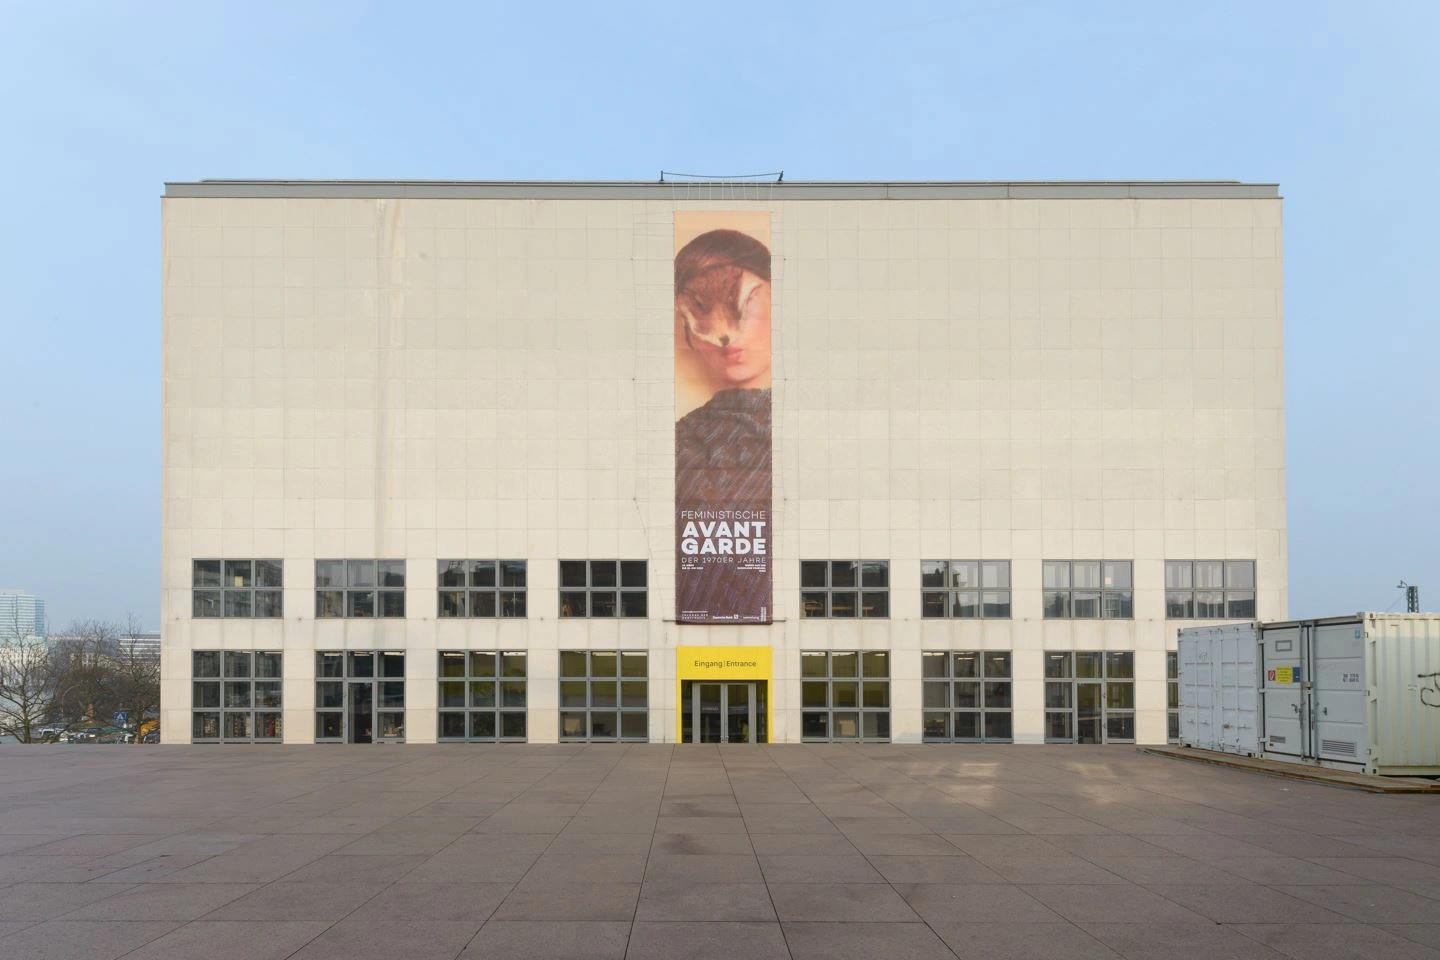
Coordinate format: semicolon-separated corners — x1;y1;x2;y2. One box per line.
1321;707;1328;716
1291;703;1299;714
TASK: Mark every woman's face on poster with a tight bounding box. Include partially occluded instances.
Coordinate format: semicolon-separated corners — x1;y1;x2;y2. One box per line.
681;269;772;389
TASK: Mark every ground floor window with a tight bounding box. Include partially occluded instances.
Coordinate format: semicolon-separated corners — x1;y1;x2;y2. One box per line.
559;650;648;741
1167;651;1179;742
438;651;527;741
1044;650;1134;743
315;651;406;743
921;651;1012;742
800;650;890;741
192;650;282;743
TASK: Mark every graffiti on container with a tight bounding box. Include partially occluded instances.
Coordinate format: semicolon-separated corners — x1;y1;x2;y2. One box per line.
1420;673;1440;708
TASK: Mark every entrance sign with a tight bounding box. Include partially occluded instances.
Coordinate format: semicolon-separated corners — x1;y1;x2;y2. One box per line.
674;212;774;623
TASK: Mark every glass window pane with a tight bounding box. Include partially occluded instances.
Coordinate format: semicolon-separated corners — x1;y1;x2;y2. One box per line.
923;712;949;740
501;591;526;617
862;711;889;740
1166;592;1194;619
590;651;618;677
559;591;587;617
1076;652;1103;678
315;559;346;589
953;712;979;739
499;652;526;678
1227;592;1256;618
951;561;980;589
316;591;344;617
620;561;647;587
620;712;647;740
800;561;828;588
194;559;222;588
439;591;466;617
347;560;376;588
380;652;404;678
830;592;857;617
471;712;497;739
470;591;497;617
832;712;860;738
923;682;949;708
1196;591;1225;618
983;681;1012;709
193;682;220;708
224;591;252;618
1106;714;1135;741
1102;561;1132;589
224;713;252;740
255;681;282;708
348;591;375;618
800;652;828;678
1106;652;1134;679
621;592;648;618
560;561;587;588
921;592;948;617
921;652;948;679
861;591;888;618
1073;561;1101;589
862;681;889;708
1107;683;1135;709
1167;652;1179;680
862;651;888;678
984;712;1013;741
470;681;496;707
317;652;344;677
952;652;980;678
590;712;618;738
591;681;618;709
831;652;858;678
440;682;465;708
825;560;853;588
1044;653;1071;678
1043;591;1069;619
801;712;828;739
921;561;947;588
861;561;888;588
348;652;374;677
1165;561;1192;589
257;713;282;740
193;651;221;678
620;652;647;677
1042;561;1070;589
560;712;587;738
1226;561;1256;589
501;561;527;587
560;681;587;708
590;561;617;587
464;652;494;677
193;590;221;618
984;653;1011;679
376;561;404;587
1195;561;1224;589
832;681;858;708
256;560;283;588
952;591;979;618
982;591;1010;618
380;591;406;618
254;590;283;618
620;681;645;708
316;681;343;708
224;652;251;678
954;682;980;708
439;712;466;739
438;560;467;588
224;681;251;708
801;681;828;708
1103;591;1133;619
316;712;343;739
590;591;618;617
501;681;526;708
981;561;1010;589
559;651;586;677
224;560;253;588
1045;682;1072;708
1072;592;1101;619
1046;711;1073;741
801;592;827;618
470;560;497;587
501;712;526;739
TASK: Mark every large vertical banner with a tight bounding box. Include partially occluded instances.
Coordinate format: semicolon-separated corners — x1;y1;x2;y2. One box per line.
674;212;773;623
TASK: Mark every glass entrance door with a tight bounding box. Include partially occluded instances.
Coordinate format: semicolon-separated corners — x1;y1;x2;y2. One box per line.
683;682;766;743
348;682;373;744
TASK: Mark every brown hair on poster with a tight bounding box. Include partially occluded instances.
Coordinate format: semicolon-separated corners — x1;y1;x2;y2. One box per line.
674;211;773;624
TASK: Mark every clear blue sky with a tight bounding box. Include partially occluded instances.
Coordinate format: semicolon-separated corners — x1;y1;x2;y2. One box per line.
2;0;1436;629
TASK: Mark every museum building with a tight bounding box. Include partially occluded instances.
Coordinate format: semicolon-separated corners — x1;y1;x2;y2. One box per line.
159;178;1286;746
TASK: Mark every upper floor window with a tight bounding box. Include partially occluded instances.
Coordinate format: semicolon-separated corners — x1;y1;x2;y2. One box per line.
438;560;527;618
559;561;647;618
1043;561;1133;619
800;560;889;618
1165;561;1255;619
193;560;282;618
921;561;1011;618
316;560;406;618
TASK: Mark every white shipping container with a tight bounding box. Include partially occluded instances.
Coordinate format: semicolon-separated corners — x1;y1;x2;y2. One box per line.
1177;624;1260;757
1257;614;1440;776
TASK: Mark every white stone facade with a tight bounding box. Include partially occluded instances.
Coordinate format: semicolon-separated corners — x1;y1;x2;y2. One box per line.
160;182;1286;745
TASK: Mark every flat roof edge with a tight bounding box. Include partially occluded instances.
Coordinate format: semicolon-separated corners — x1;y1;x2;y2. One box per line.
164;180;1281;200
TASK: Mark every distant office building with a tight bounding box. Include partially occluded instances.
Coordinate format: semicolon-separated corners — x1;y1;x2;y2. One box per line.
119;633;161;658
0;589;46;639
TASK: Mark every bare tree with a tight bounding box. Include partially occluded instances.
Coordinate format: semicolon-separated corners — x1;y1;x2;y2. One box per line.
111;612;160;743
50;618;119;733
0;607;61;743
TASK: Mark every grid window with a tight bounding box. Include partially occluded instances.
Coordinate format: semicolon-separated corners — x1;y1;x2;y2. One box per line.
921;561;1011;618
314;651;406;742
193;559;283;618
800;561;890;618
559;650;648;741
438;561;527;618
1042;561;1133;619
558;561;647;618
437;651;527;741
316;560;405;618
1044;651;1135;744
921;651;1013;742
1167;651;1180;743
1165;560;1256;620
799;651;891;741
192;650;282;742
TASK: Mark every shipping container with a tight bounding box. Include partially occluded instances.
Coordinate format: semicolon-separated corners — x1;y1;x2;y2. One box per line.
1182;614;1440;776
1177;624;1260;756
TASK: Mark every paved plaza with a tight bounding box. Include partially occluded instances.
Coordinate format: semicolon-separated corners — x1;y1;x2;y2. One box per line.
1;745;1439;959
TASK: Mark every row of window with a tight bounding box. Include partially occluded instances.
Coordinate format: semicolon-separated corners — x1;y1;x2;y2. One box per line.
190;648;1182;747
194;559;1257;621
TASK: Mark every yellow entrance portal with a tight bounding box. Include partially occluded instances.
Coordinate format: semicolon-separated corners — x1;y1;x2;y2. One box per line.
676;646;773;743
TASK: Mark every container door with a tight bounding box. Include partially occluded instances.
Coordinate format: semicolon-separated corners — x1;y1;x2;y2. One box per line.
1311;621;1366;767
1222;627;1260;756
1260;625;1306;759
1179;637;1207;748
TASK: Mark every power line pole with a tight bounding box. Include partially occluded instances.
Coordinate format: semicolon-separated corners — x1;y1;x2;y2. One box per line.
1398;581;1420;613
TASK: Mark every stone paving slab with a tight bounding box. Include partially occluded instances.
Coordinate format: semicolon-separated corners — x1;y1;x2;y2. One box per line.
0;744;1438;959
